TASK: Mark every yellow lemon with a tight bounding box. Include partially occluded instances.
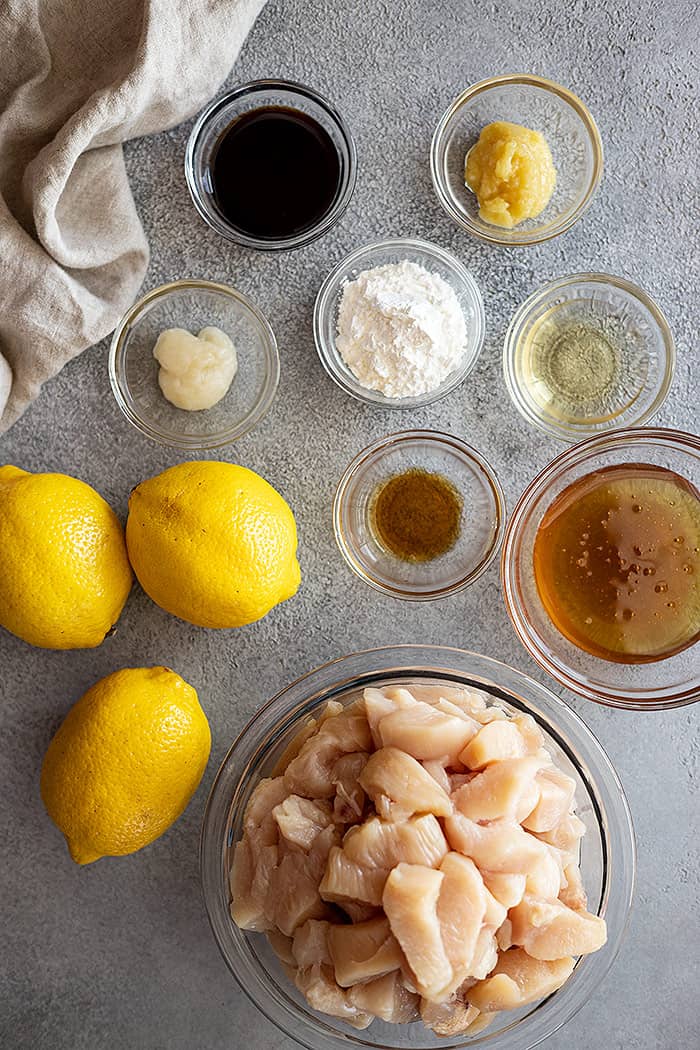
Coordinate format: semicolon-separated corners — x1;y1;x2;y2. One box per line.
40;667;211;864
126;460;300;628
0;466;132;649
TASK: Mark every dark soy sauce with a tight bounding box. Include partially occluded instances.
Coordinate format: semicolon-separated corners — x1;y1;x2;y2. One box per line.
210;106;342;240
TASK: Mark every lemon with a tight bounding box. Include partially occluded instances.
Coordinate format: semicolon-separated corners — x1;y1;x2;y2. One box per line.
0;465;132;649
126;460;300;628
40;667;211;864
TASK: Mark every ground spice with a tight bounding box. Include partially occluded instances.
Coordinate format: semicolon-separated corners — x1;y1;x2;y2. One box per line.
370;468;463;562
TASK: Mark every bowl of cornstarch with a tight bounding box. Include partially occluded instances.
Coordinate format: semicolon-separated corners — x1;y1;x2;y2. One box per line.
313;237;485;408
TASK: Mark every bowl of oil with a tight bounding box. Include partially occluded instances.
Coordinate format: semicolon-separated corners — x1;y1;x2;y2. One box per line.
503;273;675;442
333;430;505;600
502;428;700;709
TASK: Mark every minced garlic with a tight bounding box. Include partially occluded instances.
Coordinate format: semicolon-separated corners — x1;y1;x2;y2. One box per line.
153;326;237;411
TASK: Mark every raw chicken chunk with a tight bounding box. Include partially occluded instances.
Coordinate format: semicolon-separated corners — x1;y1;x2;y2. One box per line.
293;919;333;968
342;815;448;870
320;846;388;906
513;713;545;753
524;845;564;899
444;813;548;874
349;971;419;1023
295;965;372;1029
243;777;289;845
436;853;487;993
273;795;333;850
420;996;480;1036
467;949;575;1012
533;813;586;860
522;767;577;833
284;708;372;798
496;918;513;951
422;759;451;795
332;752;368;824
460;721;527;769
230;838;269;932
360;748;452;818
272;719;318;776
481;872;526;910
267;824;338;935
452;757;541;822
559;862;588;911
364;687;417;747
378;700;478;763
328;916;404;987
509;896;607;959
383;864;452;1000
468;927;499;980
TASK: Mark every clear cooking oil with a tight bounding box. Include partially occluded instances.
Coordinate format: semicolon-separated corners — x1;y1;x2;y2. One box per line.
520;301;650;425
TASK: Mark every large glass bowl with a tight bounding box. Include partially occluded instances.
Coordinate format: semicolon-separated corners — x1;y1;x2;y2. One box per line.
501;428;700;708
200;646;635;1050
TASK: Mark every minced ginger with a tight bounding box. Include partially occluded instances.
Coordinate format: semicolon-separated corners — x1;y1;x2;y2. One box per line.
465;121;556;229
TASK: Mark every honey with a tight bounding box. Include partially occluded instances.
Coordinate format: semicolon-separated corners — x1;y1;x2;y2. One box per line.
533;463;700;663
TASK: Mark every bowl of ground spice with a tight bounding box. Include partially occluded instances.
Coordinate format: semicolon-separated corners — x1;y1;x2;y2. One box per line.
333;430;505;599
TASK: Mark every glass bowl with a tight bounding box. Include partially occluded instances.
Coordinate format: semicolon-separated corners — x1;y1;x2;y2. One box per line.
501;428;700;709
185;79;357;251
430;75;603;246
333;430;505;600
503;274;675;442
313;238;485;409
200;645;635;1050
109;279;279;449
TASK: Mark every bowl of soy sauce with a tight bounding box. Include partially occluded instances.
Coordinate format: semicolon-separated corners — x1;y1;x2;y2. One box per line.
186;79;357;251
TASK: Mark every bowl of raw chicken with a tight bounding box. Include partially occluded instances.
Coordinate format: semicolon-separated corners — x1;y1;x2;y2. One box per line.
200;646;635;1049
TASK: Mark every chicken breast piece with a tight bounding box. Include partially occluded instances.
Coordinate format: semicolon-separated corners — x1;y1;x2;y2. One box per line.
332;752;368;824
436;853;487;994
522;767;577;833
422;760;451;796
533;813;586;860
319;846;389;906
284;708;373;798
292;919;333;968
468;928;499;981
328;916;404;987
266;928;296;966
273;796;334;850
383;864;453;1001
243;777;289;845
467;949;575;1012
420;996;480;1036
364;687;417;747
267;849;328;936
350;970;419;1023
559;862;588;911
230;838;267;932
452;757;542;823
378;701;478;763
342;814;448;870
359;748;452;818
481;872;526;910
496;918;513;951
460;721;527;770
295;965;372;1029
272;719;318;776
524;845;564;900
444;813;548;874
509;895;607;959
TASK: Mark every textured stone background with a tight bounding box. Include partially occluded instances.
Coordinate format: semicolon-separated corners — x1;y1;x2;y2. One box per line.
1;0;698;1047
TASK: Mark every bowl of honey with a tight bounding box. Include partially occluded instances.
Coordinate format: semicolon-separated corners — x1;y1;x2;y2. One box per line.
501;428;700;709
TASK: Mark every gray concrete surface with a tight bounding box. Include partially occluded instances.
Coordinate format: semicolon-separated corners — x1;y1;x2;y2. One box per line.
1;0;698;1047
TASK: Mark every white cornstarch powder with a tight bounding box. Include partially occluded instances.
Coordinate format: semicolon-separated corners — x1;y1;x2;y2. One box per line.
336;260;468;398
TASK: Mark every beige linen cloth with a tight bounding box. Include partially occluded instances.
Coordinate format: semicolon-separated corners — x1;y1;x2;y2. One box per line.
0;0;266;433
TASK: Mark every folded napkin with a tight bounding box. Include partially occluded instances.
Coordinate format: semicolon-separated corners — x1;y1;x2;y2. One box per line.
0;0;266;433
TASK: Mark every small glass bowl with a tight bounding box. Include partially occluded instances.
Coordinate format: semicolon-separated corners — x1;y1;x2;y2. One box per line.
109;279;279;449
313;238;485;408
333;430;505;600
503;274;675;442
501;427;700;709
431;74;603;246
200;645;636;1050
185;79;357;251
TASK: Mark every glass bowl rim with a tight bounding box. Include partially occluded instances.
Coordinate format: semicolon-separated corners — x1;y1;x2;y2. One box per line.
199;644;636;1050
184;78;358;252
502;272;676;442
430;73;604;247
500;426;700;709
108;277;280;449
333;429;506;600
312;237;486;409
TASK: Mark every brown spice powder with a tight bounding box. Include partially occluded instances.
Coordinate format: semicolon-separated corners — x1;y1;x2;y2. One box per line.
370;468;463;562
